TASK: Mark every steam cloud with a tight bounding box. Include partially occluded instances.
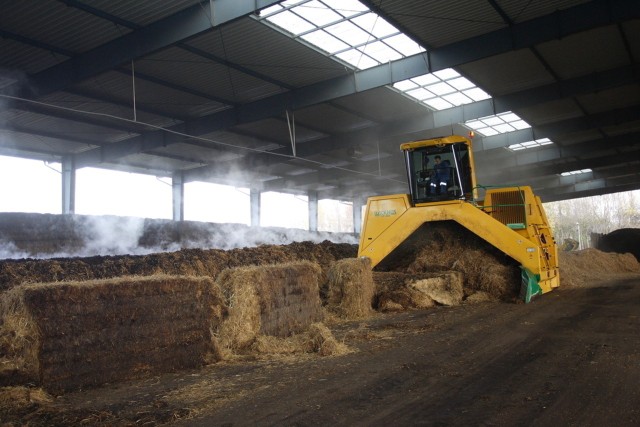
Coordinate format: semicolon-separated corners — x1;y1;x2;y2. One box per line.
0;213;358;260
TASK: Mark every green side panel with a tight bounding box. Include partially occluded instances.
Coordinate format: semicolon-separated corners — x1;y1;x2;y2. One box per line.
507;223;526;229
519;267;542;303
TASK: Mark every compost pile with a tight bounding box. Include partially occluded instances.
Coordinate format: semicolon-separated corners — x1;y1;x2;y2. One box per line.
375;221;522;301
596;228;640;262
0;241;357;293
560;248;640;287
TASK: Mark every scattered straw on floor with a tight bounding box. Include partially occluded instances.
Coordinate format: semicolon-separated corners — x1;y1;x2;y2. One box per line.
249;322;351;358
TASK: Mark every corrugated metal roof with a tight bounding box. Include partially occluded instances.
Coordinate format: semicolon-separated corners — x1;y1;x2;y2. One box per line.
0;0;638;201
134;45;284;104
457;49;556;95
496;0;592;23
71;71;230;120
37;91;175;129
537;25;631;80
0;108;132;145
373;0;505;48
333;86;430;123
188;18;350;89
233;117;326;144
0;0;130;55
577;85;640;115
0;128;86;155
0;38;67;75
77;0;203;26
293;103;375;134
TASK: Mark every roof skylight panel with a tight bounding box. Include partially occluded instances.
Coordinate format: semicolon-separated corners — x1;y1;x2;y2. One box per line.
258;1;491;112
335;49;378;69
424;98;454;110
561;168;592;176
442;92;472;106
508;138;554;151
291;1;342;26
464;112;531;136
394;80;418;91
427;81;456;96
394;68;490;111
301;30;349;54
384;34;423;56
463;87;491;102
266;10;315;35
325;21;372;46
320;0;369;17
406;87;435;101
359;40;403;63
258;0;422;70
351;13;398;38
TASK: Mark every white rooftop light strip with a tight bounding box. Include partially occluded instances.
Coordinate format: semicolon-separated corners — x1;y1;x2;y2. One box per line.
393;68;491;111
508;137;554;151
257;0;424;69
464;111;531;137
561;168;592;177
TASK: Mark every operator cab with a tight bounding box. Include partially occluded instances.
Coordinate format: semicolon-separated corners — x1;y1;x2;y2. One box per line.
402;137;475;204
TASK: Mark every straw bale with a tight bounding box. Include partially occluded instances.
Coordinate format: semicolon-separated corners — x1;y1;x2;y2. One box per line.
372;271;463;311
325;257;375;319
560;248;640;287
216;262;324;352
0;275;226;393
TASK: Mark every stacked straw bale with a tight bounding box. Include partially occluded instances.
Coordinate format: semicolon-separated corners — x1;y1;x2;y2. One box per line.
0;275;225;393
325;257;375;319
216;261;324;351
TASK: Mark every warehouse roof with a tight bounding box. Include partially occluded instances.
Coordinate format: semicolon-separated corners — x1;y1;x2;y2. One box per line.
0;0;638;202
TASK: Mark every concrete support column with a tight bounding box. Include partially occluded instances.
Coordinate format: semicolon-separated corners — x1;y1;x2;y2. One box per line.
172;172;184;221
353;197;364;234
250;188;261;227
61;156;76;214
308;191;318;232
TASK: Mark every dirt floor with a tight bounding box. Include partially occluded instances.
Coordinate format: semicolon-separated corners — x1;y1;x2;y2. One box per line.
2;273;638;426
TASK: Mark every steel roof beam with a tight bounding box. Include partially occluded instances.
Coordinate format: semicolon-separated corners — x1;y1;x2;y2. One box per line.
71;0;639;168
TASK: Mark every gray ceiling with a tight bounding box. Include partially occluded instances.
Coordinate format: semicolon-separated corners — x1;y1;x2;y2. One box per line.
0;0;638;203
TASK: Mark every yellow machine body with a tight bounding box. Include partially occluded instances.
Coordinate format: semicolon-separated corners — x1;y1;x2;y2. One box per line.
358;135;560;302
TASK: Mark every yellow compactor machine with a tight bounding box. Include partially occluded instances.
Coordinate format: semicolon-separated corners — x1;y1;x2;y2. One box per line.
358;135;559;303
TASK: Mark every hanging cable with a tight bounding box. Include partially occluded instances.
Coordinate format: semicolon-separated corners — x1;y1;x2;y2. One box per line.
286;110;296;157
131;60;137;122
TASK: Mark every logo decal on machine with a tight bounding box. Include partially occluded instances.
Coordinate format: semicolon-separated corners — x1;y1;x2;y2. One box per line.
373;209;397;217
